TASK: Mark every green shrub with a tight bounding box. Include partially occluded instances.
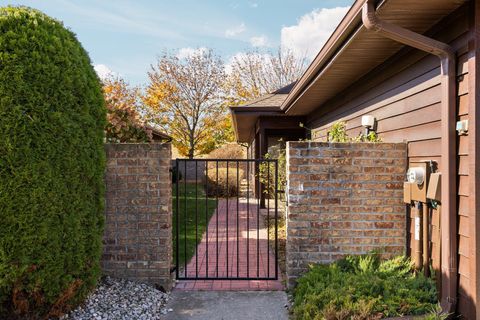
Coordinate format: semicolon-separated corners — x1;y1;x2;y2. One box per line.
327;121;349;142
258;151;286;196
352;130;382;143
327;121;382;143
292;254;438;320
0;6;106;318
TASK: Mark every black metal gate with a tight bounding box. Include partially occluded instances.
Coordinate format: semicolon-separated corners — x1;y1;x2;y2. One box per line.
174;158;278;280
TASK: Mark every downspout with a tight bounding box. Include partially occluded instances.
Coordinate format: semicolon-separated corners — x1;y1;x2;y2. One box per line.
362;0;457;314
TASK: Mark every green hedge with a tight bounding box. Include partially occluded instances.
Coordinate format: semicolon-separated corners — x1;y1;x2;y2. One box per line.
0;6;106;318
292;255;438;320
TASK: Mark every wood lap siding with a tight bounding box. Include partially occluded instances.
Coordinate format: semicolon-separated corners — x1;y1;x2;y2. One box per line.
456;49;471;317
308;10;475;318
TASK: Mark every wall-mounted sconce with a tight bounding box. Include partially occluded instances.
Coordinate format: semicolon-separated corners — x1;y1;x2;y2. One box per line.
456;119;468;136
361;115;376;135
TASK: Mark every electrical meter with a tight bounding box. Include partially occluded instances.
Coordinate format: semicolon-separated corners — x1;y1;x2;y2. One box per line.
407;167;425;185
407;162;432;202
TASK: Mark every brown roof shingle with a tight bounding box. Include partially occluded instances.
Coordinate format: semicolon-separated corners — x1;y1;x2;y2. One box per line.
238;81;296;108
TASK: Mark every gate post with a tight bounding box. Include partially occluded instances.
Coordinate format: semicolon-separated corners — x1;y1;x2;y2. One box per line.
103;143;173;290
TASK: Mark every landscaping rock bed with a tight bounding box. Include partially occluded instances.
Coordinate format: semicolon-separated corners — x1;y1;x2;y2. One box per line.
60;277;171;320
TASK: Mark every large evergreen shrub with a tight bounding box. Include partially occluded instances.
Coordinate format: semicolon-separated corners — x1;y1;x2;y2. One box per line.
0;6;106;318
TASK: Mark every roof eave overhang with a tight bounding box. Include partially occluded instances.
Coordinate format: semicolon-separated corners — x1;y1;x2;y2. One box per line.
230;106;281;113
230;106;283;143
231;0;466;139
281;0;369;115
280;0;465;117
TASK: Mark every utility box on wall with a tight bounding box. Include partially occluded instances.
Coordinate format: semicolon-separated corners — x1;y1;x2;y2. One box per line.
403;182;412;203
403;160;435;274
427;172;441;201
404;161;432;203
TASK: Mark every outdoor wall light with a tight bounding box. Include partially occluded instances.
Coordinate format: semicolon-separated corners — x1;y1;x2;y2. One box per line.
361;115;376;135
456;119;468;136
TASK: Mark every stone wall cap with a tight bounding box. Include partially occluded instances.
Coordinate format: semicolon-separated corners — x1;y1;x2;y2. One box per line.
287;141;406;149
105;143;171;151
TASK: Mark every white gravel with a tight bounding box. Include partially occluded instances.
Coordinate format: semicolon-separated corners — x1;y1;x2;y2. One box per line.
60;277;171;320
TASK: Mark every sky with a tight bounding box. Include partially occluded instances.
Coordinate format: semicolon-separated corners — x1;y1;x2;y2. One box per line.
4;0;353;86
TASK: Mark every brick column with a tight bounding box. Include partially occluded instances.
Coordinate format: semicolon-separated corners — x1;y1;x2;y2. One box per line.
102;143;172;290
285;142;407;288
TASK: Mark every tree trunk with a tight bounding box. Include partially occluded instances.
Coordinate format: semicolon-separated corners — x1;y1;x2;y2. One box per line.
188;131;195;159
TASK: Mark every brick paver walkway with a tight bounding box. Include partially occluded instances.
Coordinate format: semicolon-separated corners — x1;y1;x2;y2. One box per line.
175;198;284;291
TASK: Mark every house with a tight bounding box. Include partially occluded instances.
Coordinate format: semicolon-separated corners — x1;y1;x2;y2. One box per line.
230;0;479;318
230;81;305;160
148;126;172;142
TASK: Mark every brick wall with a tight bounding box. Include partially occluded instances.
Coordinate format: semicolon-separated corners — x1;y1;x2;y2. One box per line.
103;143;172;290
286;141;407;287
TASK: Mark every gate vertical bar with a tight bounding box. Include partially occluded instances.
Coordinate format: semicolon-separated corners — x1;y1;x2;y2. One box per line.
246;161;250;278
184;160;187;275
216;160;219;277
267;161;270;278
175;159;179;279
274;160;278;280
205;161;209;278
257;160;260;278
195;160;198;278
236;161;239;278
226;161;229;278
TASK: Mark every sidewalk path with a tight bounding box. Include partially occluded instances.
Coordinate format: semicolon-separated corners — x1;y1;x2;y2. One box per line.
161;291;289;320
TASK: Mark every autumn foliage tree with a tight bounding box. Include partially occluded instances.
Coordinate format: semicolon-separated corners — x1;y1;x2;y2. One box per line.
227;48;307;105
144;49;232;158
103;77;153;143
104;48;305;156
